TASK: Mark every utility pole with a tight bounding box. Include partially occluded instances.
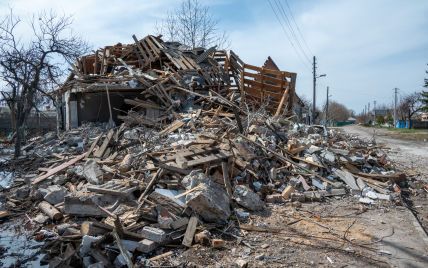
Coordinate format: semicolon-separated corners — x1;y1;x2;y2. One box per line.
312;56;316;125
368;102;371;124
373;100;376;123
393;88;399;127
325;86;329;124
312;56;326;125
364;105;367;123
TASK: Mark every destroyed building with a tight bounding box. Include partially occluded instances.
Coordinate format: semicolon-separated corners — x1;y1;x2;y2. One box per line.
0;33;421;268
58;34;297;129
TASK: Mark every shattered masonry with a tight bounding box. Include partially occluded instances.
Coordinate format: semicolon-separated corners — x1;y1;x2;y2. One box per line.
0;33;411;267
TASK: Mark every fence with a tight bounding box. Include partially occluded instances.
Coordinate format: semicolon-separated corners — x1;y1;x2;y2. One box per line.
0;112;57;134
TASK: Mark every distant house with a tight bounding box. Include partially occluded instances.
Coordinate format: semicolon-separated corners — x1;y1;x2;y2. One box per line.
420;112;428;122
347;117;357;124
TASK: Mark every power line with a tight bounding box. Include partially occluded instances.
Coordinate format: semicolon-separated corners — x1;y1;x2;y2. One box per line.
274;0;312;64
267;0;312;70
284;0;313;56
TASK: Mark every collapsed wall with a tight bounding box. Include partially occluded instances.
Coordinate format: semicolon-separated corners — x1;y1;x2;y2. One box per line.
57;34;297;129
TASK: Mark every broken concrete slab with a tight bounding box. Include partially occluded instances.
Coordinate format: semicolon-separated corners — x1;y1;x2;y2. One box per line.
233;185;264;211
44;185;68;205
64;192;118;217
333;169;359;190
82;159;103;185
182;171;231;223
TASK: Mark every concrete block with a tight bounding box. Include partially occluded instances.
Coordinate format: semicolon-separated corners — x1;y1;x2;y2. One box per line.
138;239;158;253
140;227;167;243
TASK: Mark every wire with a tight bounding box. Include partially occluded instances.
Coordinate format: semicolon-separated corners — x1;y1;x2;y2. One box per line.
267;0;312;70
284;0;314;56
275;0;312;64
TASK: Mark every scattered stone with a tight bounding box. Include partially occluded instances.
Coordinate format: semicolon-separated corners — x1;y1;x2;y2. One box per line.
44;185;68;205
211;239;225;249
235;259;248;268
15;186;30;200
255;253;265;260
194;230;211;245
82;159;103;185
233;185;264;211
79;235;102;257
33;213;50;224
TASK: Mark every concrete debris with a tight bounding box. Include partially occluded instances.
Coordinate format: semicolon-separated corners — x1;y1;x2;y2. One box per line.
43;185;68;205
82;159;103;185
182;171;231;222
233;185;265;211
0;32;415;268
140;227;167;243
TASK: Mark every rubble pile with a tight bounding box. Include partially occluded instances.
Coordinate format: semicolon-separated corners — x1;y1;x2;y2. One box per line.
0;115;409;267
0;35;409;267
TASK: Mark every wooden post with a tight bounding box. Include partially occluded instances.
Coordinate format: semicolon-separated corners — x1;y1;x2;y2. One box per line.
39;201;62;220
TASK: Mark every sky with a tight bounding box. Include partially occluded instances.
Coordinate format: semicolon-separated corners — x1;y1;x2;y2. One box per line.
1;0;427;113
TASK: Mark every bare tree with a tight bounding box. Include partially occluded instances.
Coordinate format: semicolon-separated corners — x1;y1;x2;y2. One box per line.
0;9;89;157
321;100;350;122
156;0;230;49
396;92;424;128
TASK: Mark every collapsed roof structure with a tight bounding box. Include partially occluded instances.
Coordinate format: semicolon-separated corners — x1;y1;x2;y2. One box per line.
58;34;297;129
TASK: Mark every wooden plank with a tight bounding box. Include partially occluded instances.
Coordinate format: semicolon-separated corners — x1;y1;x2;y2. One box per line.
244;63;294;77
93;129;114;158
159;120;185;136
32;152;86;185
156;147;219;163
185;150;232;167
182;215;198;247
0;210;10;219
222;161;233;199
132;34;149;62
146;36;162;54
243;78;285;93
124;98;164;110
243;71;287;85
275;88;290;116
85;135;101;159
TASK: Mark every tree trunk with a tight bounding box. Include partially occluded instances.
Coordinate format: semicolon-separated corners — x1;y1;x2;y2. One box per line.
10;107;16;131
55;95;62;136
14;125;23;158
408;109;411;129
